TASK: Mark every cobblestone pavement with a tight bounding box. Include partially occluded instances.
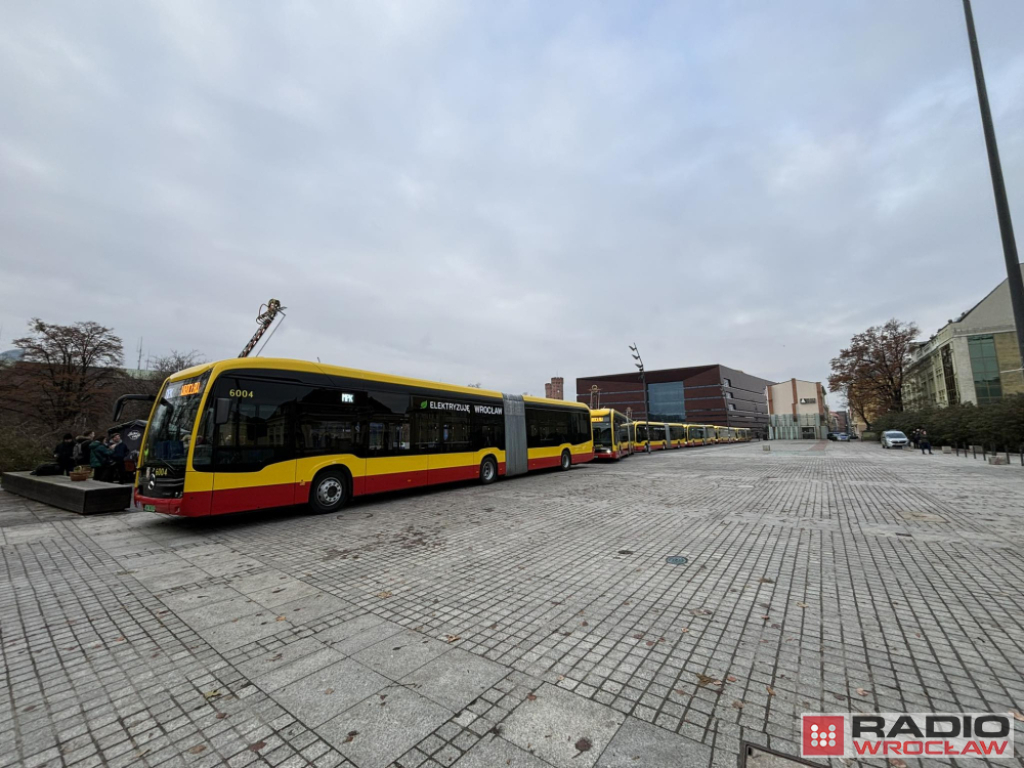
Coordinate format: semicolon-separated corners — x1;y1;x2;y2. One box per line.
2;441;1022;768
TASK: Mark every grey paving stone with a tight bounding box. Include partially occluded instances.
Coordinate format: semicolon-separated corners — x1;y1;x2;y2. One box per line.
353;631;451;680
452;735;550;768
254;647;347;693
274;659;389;727
157;583;242;612
400;649;510;712
322;620;408;658
500;683;626;768
314;614;388;645
249;579;325;608
174;595;264;630
595;716;712;768
273;593;349;625
194;611;294;652
319;684;451;768
225;568;299;596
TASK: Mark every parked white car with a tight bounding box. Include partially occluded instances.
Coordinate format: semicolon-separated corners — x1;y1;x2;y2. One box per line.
881;430;909;449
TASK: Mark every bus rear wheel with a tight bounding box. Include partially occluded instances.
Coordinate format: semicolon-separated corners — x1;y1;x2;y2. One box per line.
479;456;498;484
309;469;349;513
559;450;572;471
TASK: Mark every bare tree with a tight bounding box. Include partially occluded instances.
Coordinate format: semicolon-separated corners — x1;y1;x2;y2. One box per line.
12;320;124;430
828;318;919;427
148;350;207;383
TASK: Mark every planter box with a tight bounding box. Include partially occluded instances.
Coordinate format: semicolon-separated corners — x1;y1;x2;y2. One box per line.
1;472;132;515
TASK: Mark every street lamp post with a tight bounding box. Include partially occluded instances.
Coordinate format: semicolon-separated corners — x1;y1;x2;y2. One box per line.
629;343;651;454
962;0;1024;370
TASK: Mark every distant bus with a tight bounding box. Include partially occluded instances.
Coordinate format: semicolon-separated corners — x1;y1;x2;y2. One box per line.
123;358;594;517
667;423;687;449
633;421;669;451
591;408;633;460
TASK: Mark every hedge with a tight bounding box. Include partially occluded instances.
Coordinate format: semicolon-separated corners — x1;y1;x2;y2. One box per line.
871;394;1024;452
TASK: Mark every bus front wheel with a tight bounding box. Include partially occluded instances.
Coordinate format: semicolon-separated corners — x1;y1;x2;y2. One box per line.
559;450;572;471
479;456;498;485
310;469;350;513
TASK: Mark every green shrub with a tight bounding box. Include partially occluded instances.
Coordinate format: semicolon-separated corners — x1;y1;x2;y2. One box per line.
0;427;53;474
873;394;1024;451
861;431;878;442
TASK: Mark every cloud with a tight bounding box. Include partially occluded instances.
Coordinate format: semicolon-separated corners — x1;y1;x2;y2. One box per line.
1;0;1022;401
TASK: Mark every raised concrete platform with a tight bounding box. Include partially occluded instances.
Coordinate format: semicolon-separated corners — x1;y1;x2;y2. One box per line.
0;471;132;514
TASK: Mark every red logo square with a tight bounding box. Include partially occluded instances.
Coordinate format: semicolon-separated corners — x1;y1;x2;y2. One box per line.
802;715;844;756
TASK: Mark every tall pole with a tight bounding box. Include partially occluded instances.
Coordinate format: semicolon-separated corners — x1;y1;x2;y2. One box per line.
962;0;1024;369
629;343;651;454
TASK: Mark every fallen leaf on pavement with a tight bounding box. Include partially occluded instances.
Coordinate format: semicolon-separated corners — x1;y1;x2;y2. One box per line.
1011;710;1024;722
727;675;737;682
248;741;266;752
527;694;537;702
856;688;870;696
203;690;221;699
766;686;776;696
188;745;206;754
732;700;744;709
377;591;392;599
575;738;592;752
888;760;907;768
344;731;358;744
796;602;809;608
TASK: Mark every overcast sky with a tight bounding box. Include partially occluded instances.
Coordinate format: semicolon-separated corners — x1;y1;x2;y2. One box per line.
1;2;1022;404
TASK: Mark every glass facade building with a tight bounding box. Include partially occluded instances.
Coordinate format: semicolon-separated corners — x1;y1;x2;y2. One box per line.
968;335;1002;405
647;381;686;422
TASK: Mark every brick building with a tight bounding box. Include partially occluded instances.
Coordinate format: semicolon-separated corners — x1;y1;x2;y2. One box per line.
543;377;564;400
576;364;771;435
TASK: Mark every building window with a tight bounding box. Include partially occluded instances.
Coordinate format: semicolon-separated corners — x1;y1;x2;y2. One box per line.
725;391;734;399
968;335;1002;405
647;381;686;422
940;345;958;405
722;378;731;387
727;403;736;411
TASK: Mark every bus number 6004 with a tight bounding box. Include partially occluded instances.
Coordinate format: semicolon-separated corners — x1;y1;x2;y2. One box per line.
229;389;254;398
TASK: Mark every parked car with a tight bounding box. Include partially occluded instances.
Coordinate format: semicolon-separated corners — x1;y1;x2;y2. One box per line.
834;433;850;441
881;430;909;449
827;432;838;441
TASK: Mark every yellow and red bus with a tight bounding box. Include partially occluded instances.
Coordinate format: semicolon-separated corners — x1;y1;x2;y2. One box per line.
667;423;687;449
590;409;633;460
123;358;593;517
632;421;669;451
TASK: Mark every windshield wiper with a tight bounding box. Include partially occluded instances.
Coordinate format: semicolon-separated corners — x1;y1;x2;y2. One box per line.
148;456;179;473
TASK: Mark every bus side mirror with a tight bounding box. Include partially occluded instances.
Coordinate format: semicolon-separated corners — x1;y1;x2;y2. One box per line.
214;398;232;425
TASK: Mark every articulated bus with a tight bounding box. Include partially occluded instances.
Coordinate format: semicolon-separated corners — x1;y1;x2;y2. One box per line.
667;423;688;448
591;409;633;459
122;358;593;517
632;421;670;451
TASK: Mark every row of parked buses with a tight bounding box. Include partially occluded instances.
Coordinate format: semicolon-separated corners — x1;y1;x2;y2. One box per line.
119;358;751;518
590;408;752;459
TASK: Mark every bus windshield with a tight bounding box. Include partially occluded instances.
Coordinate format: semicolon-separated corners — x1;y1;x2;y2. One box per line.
142;372;210;467
591;416;612;447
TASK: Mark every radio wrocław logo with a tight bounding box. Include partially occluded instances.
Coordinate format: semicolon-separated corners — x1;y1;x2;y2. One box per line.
801;713;1014;758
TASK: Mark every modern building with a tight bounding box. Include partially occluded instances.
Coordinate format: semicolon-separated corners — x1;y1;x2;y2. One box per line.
903;264;1024;409
543;377;564;400
576;364;771;435
766;379;830;439
833;410;851;434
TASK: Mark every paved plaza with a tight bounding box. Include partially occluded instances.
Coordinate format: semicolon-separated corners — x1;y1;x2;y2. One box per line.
1;441;1022;768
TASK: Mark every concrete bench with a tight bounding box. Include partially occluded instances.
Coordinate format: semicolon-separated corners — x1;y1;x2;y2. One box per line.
1;472;133;515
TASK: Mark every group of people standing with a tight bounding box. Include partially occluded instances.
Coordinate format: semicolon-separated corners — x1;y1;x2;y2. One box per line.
53;431;130;482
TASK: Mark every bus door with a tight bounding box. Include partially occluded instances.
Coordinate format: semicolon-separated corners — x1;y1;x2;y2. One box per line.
366;392;426;492
210;377;297;514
